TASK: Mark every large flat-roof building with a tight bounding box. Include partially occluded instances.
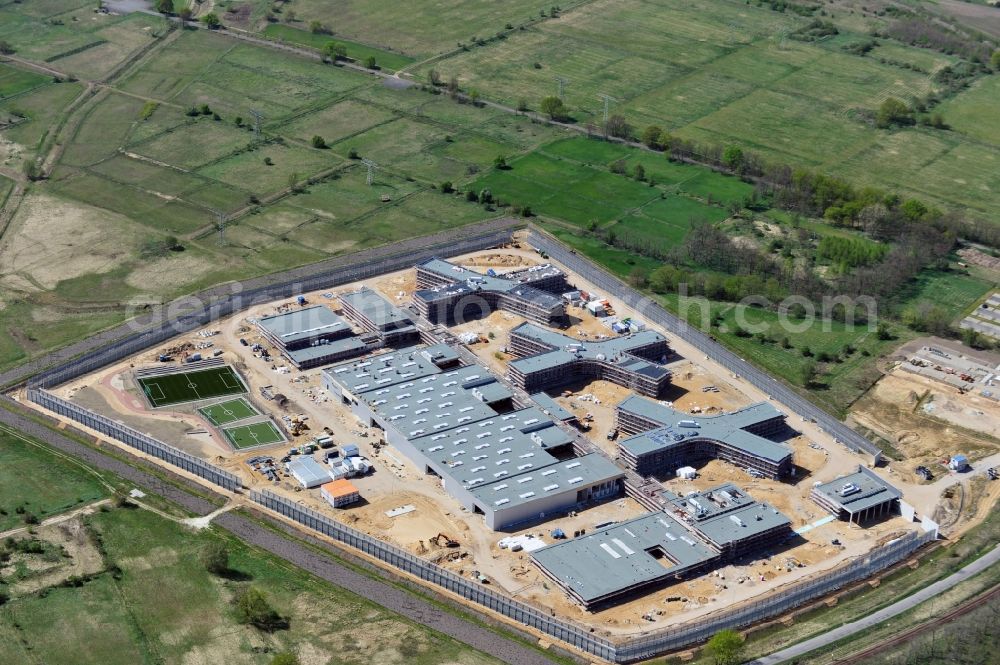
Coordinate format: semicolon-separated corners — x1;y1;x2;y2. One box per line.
532;484;791;608
322;344;624;530
616;396;793;480
507;323;671;397
811;466;901;524
256;305;373;370
338;287;419;347
412;258;568;326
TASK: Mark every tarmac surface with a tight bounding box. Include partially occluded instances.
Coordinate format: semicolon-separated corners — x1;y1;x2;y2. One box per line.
747;542;1000;665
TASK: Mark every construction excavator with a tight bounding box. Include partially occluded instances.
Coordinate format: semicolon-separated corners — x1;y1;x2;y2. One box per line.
430;532;459;548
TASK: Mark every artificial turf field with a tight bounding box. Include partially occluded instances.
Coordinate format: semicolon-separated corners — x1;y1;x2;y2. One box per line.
197;397;258;426
137;366;247;408
222;421;285;449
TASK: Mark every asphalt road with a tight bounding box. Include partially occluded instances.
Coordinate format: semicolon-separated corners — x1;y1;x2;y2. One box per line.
0;398;556;665
747;543;1000;665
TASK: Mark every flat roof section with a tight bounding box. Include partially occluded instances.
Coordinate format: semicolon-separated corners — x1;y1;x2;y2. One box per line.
339;287;413;330
415;258;565;310
287;336;368;365
618;396;790;464
257;306;349;346
664;484;791;548
470;453;624;513
508;323;669;375
323;343;458;394
813;466;902;515
530;392;576;422
413;407;586;488
532;511;717;605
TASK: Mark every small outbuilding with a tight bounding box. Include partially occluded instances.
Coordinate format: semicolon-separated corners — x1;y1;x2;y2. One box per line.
288;457;332;489
810;465;901;525
321;479;360;508
948;454;970;472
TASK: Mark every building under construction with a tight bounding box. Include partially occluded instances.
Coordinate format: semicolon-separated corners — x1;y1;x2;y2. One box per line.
506;323;671;397
616;396;793;480
811;466;901;524
532;484;791;608
321;343;624;530
338;287;419;347
256;305;371;370
412;258;568;326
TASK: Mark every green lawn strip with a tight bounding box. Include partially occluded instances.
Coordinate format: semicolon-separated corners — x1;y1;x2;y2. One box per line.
0;426;109;531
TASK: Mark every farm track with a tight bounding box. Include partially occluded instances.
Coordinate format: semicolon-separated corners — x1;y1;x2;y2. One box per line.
0;398;557;665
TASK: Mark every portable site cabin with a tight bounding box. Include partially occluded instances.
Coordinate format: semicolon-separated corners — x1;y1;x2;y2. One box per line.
288;457;332;489
949;454;970;471
321;479;360;508
586;301;606;316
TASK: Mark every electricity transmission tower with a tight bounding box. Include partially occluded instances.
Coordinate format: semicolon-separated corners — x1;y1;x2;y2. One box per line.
248;108;264;143
598;93;617;125
555;76;568;98
361;158;379;186
212;209;226;246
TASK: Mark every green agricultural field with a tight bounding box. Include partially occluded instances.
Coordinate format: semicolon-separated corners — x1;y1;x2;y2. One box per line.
0;427;107;532
138;366;248;408
198;398;259;426
222;421;285;449
422;0;1000;218
263;24;415;71
936;76;1000;145
0;497;507;664
894;265;996;323
471;137;734;240
278;0;559;57
0;64;49;98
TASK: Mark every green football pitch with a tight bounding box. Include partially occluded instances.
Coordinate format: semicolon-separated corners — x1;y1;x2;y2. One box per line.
198;398;258;426
222;421;285;449
138;366;247;408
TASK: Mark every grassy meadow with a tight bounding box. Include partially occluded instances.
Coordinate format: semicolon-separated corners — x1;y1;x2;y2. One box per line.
421;0;1000;219
0;427;506;665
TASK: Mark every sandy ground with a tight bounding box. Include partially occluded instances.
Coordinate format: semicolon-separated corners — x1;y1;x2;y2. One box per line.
850;370;1000;472
27;246;932;636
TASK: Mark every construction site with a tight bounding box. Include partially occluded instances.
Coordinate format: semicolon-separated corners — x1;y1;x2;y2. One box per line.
19;239;939;633
850;337;1000;483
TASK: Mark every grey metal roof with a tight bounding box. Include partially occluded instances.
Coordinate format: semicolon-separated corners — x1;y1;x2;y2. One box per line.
339;287;413;330
413;407;585;488
323;343;458;394
813;466;902;514
258;306;349;346
325;344;623;523
508;323;668;374
532;510;717;604
618;396;790;463
287;336;368;365
414;259;564;309
469;453;623;512
530;392;576;422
